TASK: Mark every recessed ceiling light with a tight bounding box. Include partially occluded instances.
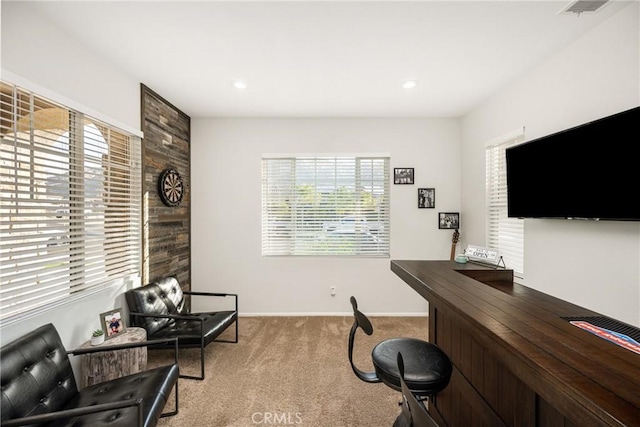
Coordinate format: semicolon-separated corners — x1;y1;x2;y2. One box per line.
402;80;420;89
231;80;247;89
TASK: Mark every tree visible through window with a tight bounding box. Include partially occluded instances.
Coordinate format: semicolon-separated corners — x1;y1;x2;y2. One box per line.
262;156;390;256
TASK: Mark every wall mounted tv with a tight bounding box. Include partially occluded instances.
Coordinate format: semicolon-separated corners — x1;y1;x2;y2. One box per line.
506;106;640;221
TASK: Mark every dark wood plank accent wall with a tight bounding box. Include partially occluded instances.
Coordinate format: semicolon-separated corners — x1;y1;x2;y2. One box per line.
140;84;191;292
391;260;640;427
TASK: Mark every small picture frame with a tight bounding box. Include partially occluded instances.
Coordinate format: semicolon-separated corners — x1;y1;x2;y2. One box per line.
439;212;460;230
418;188;435;208
100;308;126;339
394;168;414;185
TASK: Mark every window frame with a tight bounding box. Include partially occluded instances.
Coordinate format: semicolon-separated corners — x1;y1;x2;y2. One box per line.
0;81;142;326
261;154;390;257
485;128;525;279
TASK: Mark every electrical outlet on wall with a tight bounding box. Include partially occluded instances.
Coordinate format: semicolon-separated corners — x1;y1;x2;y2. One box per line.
330;286;336;297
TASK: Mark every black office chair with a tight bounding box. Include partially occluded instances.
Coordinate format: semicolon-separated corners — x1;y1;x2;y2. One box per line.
394;352;440;427
348;296;452;424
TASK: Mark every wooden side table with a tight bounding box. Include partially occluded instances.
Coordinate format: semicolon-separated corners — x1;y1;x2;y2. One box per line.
79;327;147;388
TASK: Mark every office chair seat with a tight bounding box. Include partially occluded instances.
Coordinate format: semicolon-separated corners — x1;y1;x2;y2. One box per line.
348;296;452;396
372;337;452;394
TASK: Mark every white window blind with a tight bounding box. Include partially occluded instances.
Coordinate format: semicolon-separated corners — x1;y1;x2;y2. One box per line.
262;155;390;257
0;81;141;323
486;131;525;278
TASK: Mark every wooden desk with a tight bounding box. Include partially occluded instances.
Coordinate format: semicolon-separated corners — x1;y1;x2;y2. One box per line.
391;260;640;427
79;327;147;388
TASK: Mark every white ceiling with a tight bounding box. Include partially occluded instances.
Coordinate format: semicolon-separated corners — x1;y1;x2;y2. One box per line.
25;1;631;118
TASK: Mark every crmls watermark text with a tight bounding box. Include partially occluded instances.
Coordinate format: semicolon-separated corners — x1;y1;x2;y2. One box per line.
251;412;303;425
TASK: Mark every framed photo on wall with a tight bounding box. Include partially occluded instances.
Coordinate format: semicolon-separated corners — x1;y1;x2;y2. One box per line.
394;168;414;184
438;212;460;230
100;308;127;339
418;188;435;208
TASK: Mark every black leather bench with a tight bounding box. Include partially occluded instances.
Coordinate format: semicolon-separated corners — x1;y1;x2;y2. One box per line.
0;323;179;427
125;276;238;380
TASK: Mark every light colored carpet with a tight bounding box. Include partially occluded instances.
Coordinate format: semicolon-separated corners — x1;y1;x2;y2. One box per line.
153;316;428;427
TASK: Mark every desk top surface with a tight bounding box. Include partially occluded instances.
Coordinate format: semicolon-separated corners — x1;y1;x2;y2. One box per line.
391;260;640;427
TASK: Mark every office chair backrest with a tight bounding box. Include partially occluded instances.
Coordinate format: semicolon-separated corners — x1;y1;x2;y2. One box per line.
348;296;381;384
350;296;373;335
397;352;439;427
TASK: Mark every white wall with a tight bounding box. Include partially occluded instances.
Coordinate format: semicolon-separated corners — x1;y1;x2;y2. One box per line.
461;2;640;326
191;118;461;315
2;0;638;353
1;1;140;133
0;283;135;349
0;3;142;350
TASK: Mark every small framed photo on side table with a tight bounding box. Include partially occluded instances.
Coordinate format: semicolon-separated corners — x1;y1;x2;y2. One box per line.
100;308;127;340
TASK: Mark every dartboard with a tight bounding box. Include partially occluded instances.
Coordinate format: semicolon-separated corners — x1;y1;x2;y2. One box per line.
158;168;184;207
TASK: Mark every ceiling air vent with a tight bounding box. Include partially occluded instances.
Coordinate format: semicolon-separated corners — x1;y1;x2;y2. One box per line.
559;0;610;15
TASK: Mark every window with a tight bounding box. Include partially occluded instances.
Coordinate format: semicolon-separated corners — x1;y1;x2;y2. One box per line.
486;130;524;278
0;81;141;323
262;155;390;257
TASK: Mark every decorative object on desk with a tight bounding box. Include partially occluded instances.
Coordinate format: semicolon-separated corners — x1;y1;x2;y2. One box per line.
158;167;184;206
439;212;459;229
454;254;468;264
90;329;104;346
99;308;126;340
394;167;414;184
463;244;506;269
418;187;435;208
450;228;460;260
568;319;640;355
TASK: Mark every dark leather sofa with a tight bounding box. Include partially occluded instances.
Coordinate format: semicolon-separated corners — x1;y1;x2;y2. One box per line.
125;276;238;380
0;323;179;427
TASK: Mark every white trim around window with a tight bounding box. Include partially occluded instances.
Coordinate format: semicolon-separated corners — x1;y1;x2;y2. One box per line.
485;127;525;278
1;70;143;138
0;80;142;325
262;154;390;257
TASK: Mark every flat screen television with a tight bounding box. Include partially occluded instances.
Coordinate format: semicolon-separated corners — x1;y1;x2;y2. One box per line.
506;106;640;221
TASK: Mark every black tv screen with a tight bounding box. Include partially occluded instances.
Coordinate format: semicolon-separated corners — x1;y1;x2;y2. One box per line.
506;106;640;221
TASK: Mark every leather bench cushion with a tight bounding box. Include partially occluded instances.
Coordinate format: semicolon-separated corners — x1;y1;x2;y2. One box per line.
148;311;237;347
48;364;180;427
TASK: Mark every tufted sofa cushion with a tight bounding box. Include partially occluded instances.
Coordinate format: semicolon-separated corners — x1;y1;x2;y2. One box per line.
55;364;178;427
1;324;179;427
125;277;237;348
142;311;237;347
125;277;238;380
125;277;186;336
1;323;77;421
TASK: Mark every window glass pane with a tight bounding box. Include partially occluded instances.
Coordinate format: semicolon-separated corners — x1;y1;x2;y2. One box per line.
486;134;524;277
0;81;141;323
262;156;389;257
